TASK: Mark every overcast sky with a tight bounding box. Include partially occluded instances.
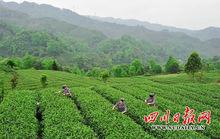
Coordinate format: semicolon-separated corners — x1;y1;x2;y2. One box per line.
3;0;220;29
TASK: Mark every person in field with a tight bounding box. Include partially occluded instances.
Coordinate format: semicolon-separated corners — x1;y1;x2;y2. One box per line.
112;98;127;114
145;93;156;106
61;85;72;97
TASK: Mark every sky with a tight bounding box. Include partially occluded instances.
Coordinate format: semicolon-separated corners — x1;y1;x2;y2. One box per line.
3;0;220;29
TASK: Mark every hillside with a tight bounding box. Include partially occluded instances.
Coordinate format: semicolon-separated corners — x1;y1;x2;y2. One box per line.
0;1;219;60
0;1;208;43
0;69;219;138
90;16;220;41
0;3;107;46
0;22;208;68
0;1;220;70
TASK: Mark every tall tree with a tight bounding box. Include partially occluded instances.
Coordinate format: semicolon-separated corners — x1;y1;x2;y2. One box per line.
112;65;123;77
130;59;144;75
6;60;16;68
129;65;136;76
87;67;102;77
149;60;162;74
41;58;54;70
22;53;36;69
100;70;110;83
185;52;202;76
52;60;58;71
165;56;180;73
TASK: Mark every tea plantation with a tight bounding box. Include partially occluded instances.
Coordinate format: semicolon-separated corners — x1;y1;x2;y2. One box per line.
0;70;219;138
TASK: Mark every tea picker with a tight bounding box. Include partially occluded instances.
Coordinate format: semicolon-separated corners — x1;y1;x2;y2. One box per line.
145;93;156;106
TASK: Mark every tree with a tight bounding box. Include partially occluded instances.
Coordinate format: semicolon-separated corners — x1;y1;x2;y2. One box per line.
129;65;136;76
0;59;14;72
149;60;162;74
33;60;43;70
71;66;84;75
212;56;220;70
100;70;110;83
130;59;144;75
22;53;36;69
152;65;162;74
41;58;54;70
52;60;58;70
185;52;202;76
47;39;63;56
6;60;16;68
112;65;122;77
201;59;213;72
143;65;150;74
215;61;220;70
111;64;129;77
112;65;124;77
165;56;180;73
87;67;102;77
120;64;129;77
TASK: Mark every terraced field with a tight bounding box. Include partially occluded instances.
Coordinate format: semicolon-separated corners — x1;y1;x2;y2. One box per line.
0;69;219;138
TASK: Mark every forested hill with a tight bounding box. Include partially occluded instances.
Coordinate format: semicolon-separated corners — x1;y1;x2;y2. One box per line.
0;1;220;70
90;16;220;41
0;4;106;47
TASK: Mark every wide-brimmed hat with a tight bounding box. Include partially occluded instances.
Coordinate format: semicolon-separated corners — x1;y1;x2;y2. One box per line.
149;93;155;97
62;85;67;88
120;98;125;101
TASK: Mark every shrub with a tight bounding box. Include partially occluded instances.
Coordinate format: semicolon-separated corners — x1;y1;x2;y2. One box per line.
100;70;110;83
0;80;4;102
40;74;48;88
10;73;18;89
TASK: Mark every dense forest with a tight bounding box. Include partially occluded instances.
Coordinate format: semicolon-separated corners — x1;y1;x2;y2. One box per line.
0;1;220;77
